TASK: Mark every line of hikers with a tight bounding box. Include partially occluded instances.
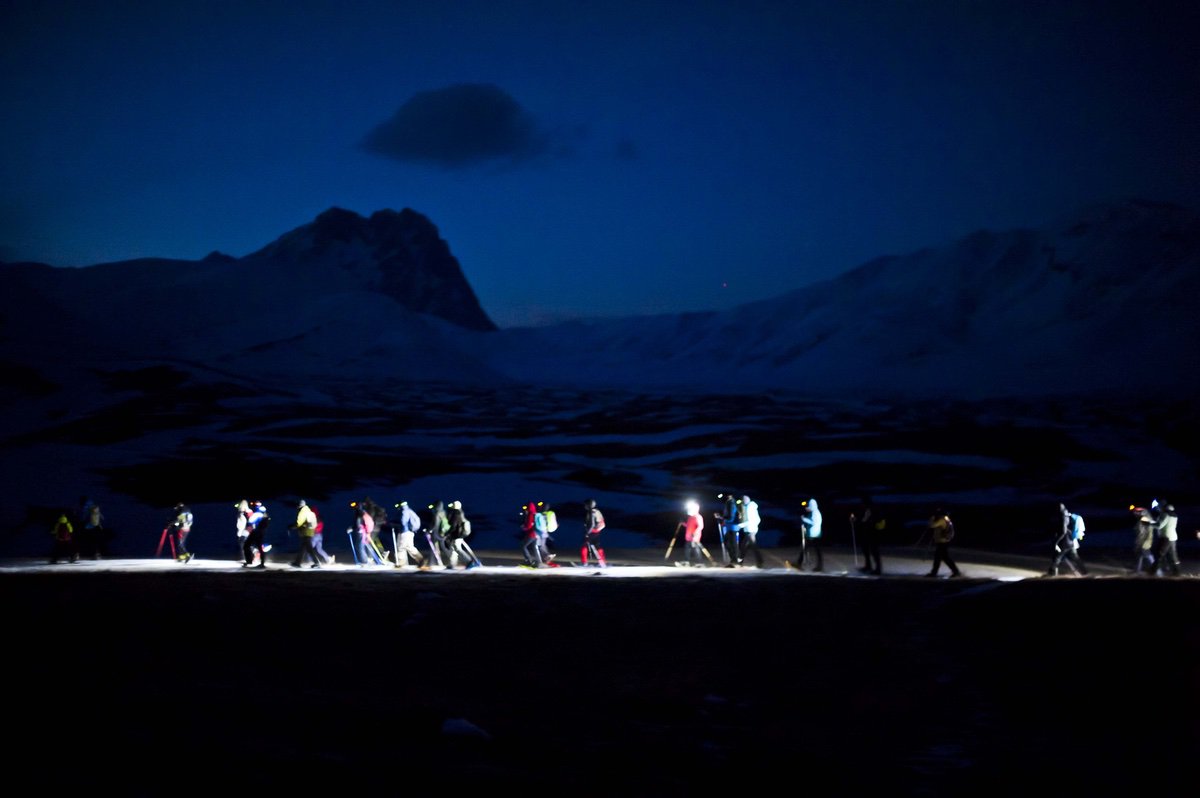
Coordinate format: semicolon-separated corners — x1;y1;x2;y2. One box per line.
44;493;1187;577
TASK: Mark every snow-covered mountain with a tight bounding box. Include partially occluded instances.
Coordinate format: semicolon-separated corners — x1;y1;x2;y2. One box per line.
1;199;1197;400
479;199;1200;399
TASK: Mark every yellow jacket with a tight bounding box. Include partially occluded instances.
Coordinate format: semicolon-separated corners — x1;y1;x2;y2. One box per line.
296;505;318;536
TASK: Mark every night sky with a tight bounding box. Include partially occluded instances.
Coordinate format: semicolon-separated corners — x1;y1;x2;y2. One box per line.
2;1;1197;328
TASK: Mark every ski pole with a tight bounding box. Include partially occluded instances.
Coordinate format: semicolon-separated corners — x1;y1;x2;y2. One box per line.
425;530;444;567
716;516;729;564
346;528;360;565
664;524;683;560
392;529;399;567
850;516;859;568
700;543;716;565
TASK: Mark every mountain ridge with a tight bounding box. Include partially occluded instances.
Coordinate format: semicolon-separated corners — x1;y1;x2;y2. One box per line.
2;198;1196;400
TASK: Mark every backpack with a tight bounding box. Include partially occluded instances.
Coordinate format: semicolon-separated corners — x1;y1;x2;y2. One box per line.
312;507;324;535
543;510;558;533
1069;513;1085;541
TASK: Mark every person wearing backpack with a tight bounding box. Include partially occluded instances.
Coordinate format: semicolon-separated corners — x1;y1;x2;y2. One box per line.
714;492;741;565
242;500;269;569
521;501;544;566
537;502;558;566
169;503;195;563
853;496;884;576
77;496;107;560
427;500;451;567
1152;502;1180;576
581;498;607;567
49;510;77;564
925;506;961;578
309;503;333;565
1131;504;1156;574
393;500;425;568
289;499;323;569
446;500;481;569
1048;503;1088;576
739;494;763;568
794;497;824;572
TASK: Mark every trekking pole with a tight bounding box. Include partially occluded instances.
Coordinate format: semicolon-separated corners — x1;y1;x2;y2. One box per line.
716;516;729;564
850;516;859;568
425;529;444;567
392;529;399;567
700;542;717;566
346;528;360;565
664;524;683;560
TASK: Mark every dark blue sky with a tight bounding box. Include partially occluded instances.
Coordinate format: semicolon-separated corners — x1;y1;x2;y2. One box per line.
2;0;1197;327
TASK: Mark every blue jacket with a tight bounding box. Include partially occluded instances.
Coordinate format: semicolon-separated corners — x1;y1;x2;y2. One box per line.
801;498;822;539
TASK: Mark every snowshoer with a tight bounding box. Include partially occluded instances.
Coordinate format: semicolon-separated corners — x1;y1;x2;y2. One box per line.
1048;503;1088;576
353;500;384;566
1132;504;1156;574
853;496;883;575
581;498;607;567
446;500;481;568
49;510;77;564
796;497;823;572
169;503;194;563
521;501;543;566
925;507;961;578
427;501;450;566
77;497;106;559
682;499;706;567
393;501;425;567
290;499;322;568
366;498;391;564
535;502;558;566
1153;503;1180;576
242;500;269;568
739;494;763;568
715;492;741;565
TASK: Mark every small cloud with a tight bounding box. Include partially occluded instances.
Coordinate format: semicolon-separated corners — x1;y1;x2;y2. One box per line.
362;83;550;169
615;138;639;160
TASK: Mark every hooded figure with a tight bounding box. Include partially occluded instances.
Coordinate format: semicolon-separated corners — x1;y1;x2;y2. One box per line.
739;495;763;568
796;498;823;572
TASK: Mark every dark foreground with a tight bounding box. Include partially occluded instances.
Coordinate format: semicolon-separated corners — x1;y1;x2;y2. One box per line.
5;563;1197;796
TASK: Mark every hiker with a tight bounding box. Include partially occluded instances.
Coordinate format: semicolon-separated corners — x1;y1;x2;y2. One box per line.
393;500;425;567
289;499;322;569
242;500;269;568
852;496;883;575
446;500;481;569
715;492;742;565
521;501;543;566
1048;503;1088;576
1152;502;1181;576
427;501;450;566
581;498;607;567
365;498;391;564
352;500;384;566
535;502;558;566
925;507;961;578
682;499;706;567
309;503;333;564
49;510;77;564
739;494;763;568
77;497;107;560
1132;504;1156;574
168;503;194;563
797;497;823;572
